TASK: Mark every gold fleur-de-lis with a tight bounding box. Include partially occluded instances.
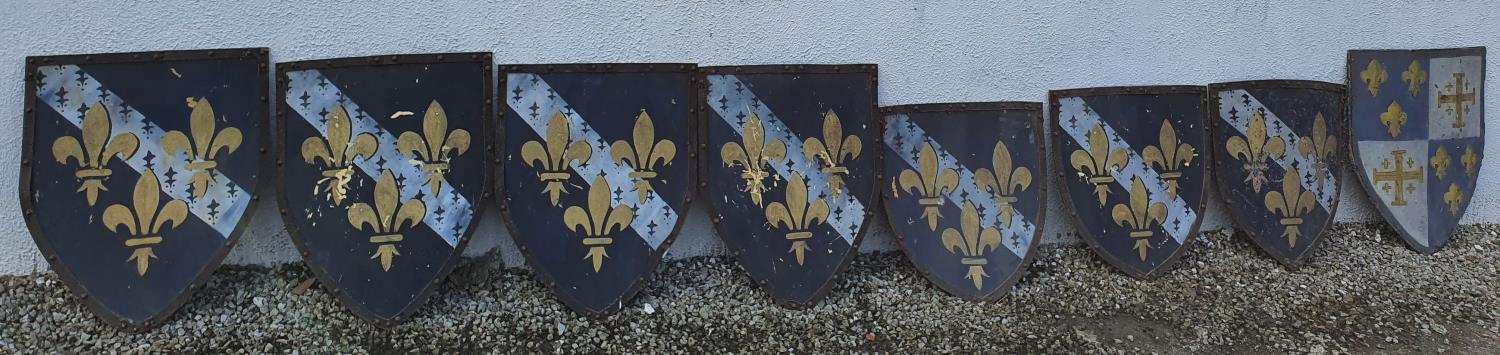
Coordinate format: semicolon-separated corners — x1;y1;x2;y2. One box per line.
301;106;378;205
1226;111;1286;193
1380;102;1407;138
563;176;636;272
1360;59;1387;96
521;112;592;206
803;110;862;196
895;143;958;231
611;110;676;201
1462;146;1478;177
1444;183;1464;214
1296;113;1337;190
396;100;471;196
1143;120;1196;199
101;169;187;276
1111;177;1167;262
1264;169;1317;247
347;170;426;272
973;140;1032;227
766;173;829;266
1069;123;1129;206
941;201;1002;291
1402;61;1427;97
721;112;787;206
1431;146;1452;180
52;103;139;206
161;98;242;199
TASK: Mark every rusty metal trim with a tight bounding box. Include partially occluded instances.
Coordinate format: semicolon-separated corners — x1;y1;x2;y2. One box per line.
697;64;878;75
498;63;696;74
880;101;1043;115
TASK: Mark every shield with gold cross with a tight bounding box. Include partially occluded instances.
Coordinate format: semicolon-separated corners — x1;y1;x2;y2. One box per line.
1348;47;1485;254
702;65;879;306
1051;86;1208;278
276;53;492;326
21;48;268;329
881;102;1045;300
500;64;696;317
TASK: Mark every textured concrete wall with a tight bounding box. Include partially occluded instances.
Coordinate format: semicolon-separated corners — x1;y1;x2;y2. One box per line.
2;0;1497;274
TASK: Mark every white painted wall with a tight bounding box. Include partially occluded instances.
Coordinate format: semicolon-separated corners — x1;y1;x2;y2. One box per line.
2;0;1496;274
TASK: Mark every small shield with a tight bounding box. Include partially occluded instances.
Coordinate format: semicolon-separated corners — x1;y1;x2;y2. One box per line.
500;64;696;316
1051;86;1208;278
880;102;1045;300
22;48;268;329
1348;47;1485;254
277;53;492;326
1209;80;1346;265
702;65;879;306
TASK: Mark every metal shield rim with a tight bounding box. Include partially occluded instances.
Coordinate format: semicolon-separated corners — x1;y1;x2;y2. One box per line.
698;64;878;75
274;52;494;327
496;64;699;318
880;101;1043;115
20;47;271;331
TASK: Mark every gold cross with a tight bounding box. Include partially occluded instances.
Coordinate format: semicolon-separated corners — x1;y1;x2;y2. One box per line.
1373;150;1424;206
1437;73;1476;129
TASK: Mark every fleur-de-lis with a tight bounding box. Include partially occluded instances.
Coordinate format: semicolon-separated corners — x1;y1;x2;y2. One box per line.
521;112;592;206
1069;123;1129;206
302;106;378;205
396;100;470;195
1444;183;1464;214
941;201;1002;291
610;110;676;202
721;112;787;206
1431;146;1452;180
101;170;187;276
973;140;1032;227
1225;111;1286;193
1296;113;1337;190
563;176;636;272
1360;59;1387;96
1143;120;1196;199
1462;145;1478;177
1380;102;1407;138
803;110;862;196
1264;169;1316;247
1402;61;1427;97
896;143;958;230
766;173;829;266
347;170;426;272
52;103;140;206
1111;177;1167;262
161;98;242;199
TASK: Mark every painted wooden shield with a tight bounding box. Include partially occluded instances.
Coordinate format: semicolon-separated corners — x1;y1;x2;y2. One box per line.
1051;86;1208;278
500;64;696;316
277;53;491;326
1210;80;1346;265
701;65;879;306
21;48;268;329
881;102;1045;300
1348;47;1485;254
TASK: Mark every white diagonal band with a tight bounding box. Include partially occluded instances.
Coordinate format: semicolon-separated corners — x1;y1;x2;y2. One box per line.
1216;90;1336;210
1057;97;1197;243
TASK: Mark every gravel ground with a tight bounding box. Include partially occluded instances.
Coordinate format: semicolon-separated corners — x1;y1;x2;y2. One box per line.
1;223;1497;354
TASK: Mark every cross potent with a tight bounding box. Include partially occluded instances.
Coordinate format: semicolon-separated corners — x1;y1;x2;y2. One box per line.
1373;150;1424;206
1437;73;1476;129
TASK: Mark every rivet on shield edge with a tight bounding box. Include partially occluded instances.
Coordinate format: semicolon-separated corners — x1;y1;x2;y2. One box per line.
259;147;267;154
699;182;708;188
711;217;721;224
276;160;284;166
84;56;92;62
131;54;140;59
437;55;446;61
471;54;480;60
20;160;29;166
390;56;399;62
208;51;216;57
251;194;260;201
279;208;288;215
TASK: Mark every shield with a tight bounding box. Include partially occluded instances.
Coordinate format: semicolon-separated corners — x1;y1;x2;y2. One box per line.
1209;80;1346;265
701;65;878;306
500;64;696;316
1348;47;1486;254
21;48;268;329
276;53;491;326
880;102;1045;300
1050;86;1208;278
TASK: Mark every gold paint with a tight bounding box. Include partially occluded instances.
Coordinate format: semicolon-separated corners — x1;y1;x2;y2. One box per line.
520;112;592;206
1444;183;1464;214
1373;150;1423;206
161;98;242;199
347;170;426;272
563;175;635;272
973;140;1032;228
1437;73;1477;129
1462;145;1478;177
1143;120;1196;199
1431;146;1452;180
766;173;829;266
940;201;1002;291
1296;113;1337;191
101;169;187;276
1264;169;1316;247
1225;111;1286;193
396;100;471;195
610;110;676;202
1360;59;1387;96
1379;102;1407;138
1402;61;1427;97
1068;123;1129;206
895;143;959;231
301;106;378;205
802;110;862;196
1111;177;1167;262
721;112;787;206
51;103;139;206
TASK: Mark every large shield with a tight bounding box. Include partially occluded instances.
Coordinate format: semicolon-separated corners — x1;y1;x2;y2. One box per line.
500;64;696;316
1051;86;1208;278
1348;47;1486;254
277;53;491;326
881;102;1045;300
21;48;268;329
702;65;878;306
1210;80;1346;265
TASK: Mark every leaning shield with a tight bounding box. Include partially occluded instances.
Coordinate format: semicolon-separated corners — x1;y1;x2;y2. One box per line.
500;64;696;316
881;102;1045;300
277;53;491;325
22;48;268;329
1348;47;1486;254
1051;86;1208;278
702;65;878;306
1210;80;1346;265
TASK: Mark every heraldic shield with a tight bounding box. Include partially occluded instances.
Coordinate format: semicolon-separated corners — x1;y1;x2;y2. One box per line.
501;64;696;316
1210;80;1346;265
702;65;879;306
881;103;1045;300
1051;86;1208;278
1348;47;1485;254
277;53;491;326
21;48;268;329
